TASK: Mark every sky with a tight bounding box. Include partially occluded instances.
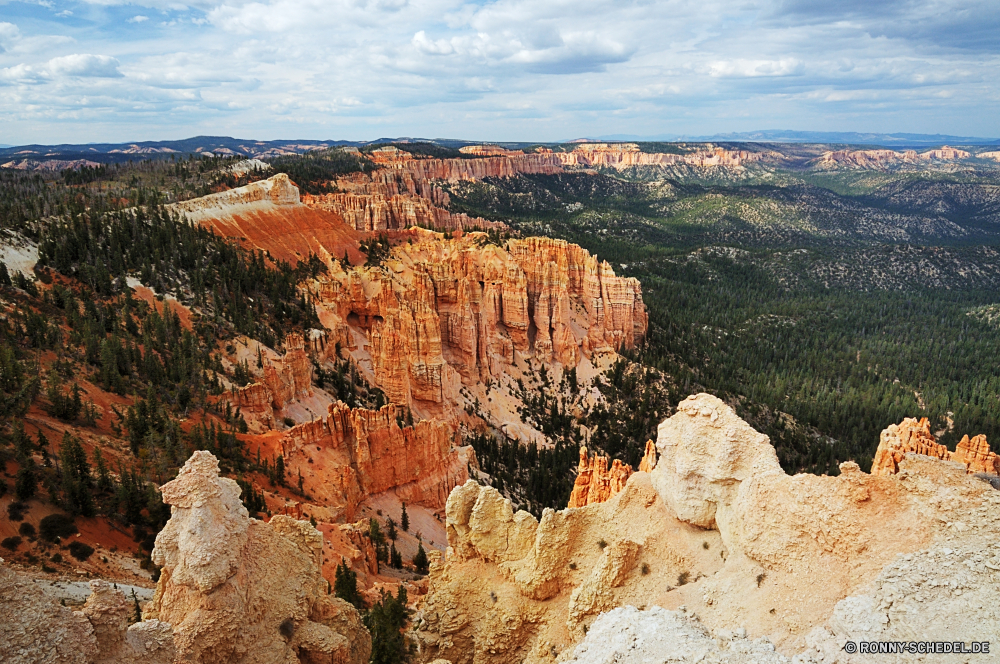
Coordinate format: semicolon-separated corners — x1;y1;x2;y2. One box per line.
1;0;999;144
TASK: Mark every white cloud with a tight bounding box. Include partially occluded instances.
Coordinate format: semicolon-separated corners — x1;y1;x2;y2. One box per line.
45;54;124;78
1;0;999;142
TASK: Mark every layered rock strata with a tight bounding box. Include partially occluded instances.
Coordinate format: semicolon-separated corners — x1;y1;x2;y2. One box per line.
276;402;473;519
816;146;973;169
307;232;646;411
147;451;371;664
871;416;999;477
412;394;1000;664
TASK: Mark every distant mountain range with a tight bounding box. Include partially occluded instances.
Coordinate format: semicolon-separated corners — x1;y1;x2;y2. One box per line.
4;131;999;165
597;130;1000;146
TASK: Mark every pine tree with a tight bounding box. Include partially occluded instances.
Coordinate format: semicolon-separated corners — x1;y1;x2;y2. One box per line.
275;454;286;487
400;502;408;532
333;558;363;610
413;540;428;574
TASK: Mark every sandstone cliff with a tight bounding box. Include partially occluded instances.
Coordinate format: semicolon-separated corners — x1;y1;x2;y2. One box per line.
275;401;473;520
170;174;362;266
871;416;999;477
412;394;1000;664
307;232;646;414
552;143;769;170
566;441;657;508
147;451;371;664
815;147;973;170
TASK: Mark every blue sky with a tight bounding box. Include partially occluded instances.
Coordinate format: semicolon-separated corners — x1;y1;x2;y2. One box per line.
1;0;998;144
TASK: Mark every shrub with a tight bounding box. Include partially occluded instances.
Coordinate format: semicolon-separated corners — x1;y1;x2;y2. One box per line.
42;564;56;573
1;536;22;550
677;571;690;586
283;417;295;427
597;538;608;549
568;562;577;570
69;541;95;561
756;572;766;587
702;541;709;549
51;553;63;563
641;563;650;575
39;513;78;542
7;501;27;521
18;522;35;538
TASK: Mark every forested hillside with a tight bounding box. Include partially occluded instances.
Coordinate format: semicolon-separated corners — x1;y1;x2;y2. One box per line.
447;159;1000;477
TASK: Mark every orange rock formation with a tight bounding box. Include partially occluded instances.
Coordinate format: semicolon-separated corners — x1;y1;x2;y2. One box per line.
276;402;472;519
871;417;1000;476
638;439;657;473
307;232;647;410
567;447;633;508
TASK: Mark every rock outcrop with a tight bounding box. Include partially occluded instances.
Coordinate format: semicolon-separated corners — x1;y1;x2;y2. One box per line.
170;174;361;267
276;402;473;519
308;232;646;412
566;447;632;508
147;451;371;664
871;416;999;477
815;147;973;170
552;143;769;170
0;561;174;664
413;393;1000;664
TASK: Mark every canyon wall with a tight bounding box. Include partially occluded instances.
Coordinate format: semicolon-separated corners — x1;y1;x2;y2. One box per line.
276;401;473;520
816;146;974;170
307;232;647;411
412;394;1000;664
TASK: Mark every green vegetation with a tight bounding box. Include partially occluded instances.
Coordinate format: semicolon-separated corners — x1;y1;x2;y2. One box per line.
447;164;1000;500
334;557;364;610
364;586;409;664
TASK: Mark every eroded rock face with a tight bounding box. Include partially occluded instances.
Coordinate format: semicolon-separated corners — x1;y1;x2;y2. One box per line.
413;393;1000;664
566;447;633;508
148;451;371;664
0;563;173;664
309;232;646;411
871;416;999;477
278;402;472;519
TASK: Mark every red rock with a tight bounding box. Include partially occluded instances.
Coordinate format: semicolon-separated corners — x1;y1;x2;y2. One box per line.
567;447;633;508
638;440;657;473
872;417;999;477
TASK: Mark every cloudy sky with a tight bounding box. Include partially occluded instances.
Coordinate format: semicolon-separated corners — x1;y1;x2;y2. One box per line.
1;0;998;144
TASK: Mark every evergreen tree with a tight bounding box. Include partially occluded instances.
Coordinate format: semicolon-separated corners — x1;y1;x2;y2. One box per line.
333;558;363;610
60;432;95;516
400;502;408;532
275;454;286;487
363;588;407;664
413;540;428;574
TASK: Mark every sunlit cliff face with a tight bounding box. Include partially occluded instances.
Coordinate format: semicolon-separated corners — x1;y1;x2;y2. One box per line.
152;451;249;592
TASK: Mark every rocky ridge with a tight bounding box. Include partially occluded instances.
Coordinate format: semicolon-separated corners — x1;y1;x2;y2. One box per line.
146;451;371;664
411;394;1000;664
871;416;999;477
566;441;657;508
1;563;175;664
